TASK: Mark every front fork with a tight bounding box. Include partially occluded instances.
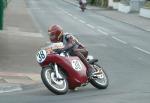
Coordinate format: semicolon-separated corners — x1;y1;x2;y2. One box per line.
52;63;63;80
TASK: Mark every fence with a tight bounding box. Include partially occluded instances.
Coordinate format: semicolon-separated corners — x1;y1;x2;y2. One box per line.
0;0;8;30
87;0;108;7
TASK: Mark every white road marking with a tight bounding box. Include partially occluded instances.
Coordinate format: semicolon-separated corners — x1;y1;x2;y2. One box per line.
66;12;70;15
112;36;127;44
67;13;73;17
63;10;72;16
98;26;108;31
73;16;78;19
97;29;109;36
63;10;68;14
134;46;150;55
86;24;95;29
0;84;22;94
79;20;86;24
98;26;117;34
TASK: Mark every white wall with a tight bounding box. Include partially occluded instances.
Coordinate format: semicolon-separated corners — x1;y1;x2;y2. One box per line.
108;0;114;7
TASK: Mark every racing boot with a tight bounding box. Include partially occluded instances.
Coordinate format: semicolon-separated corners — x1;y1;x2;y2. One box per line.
88;68;102;79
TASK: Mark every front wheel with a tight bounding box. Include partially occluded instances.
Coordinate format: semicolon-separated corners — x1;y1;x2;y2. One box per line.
81;7;85;12
90;64;109;89
41;67;68;95
80;5;86;12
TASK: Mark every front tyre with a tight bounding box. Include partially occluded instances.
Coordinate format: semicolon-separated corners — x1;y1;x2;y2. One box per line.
90;64;109;89
41;67;68;95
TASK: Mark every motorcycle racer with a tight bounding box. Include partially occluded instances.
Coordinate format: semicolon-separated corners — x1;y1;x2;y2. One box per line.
48;24;97;78
79;0;87;5
79;0;87;12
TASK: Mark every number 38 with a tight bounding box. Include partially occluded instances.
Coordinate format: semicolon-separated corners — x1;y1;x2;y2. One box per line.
36;50;47;63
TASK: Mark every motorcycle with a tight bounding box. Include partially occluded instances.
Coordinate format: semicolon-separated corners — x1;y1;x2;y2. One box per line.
36;42;108;95
79;0;87;12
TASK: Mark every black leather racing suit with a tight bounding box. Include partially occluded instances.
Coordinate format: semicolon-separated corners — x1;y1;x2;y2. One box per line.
60;33;94;75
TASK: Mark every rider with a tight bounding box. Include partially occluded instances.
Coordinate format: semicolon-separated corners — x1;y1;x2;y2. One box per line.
79;0;87;10
79;0;87;5
48;24;97;78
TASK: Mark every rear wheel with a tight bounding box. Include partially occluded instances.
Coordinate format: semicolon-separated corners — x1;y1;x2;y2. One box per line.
41;67;68;95
90;64;108;89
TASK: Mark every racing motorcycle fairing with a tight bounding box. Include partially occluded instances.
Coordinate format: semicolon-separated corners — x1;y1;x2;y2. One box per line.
38;53;88;89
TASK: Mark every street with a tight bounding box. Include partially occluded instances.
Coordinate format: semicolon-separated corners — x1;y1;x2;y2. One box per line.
0;0;150;103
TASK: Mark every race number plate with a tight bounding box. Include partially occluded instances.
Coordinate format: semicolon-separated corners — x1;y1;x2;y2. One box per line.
71;60;82;71
36;50;47;63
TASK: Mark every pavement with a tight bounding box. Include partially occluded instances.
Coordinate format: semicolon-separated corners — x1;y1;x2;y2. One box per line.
0;72;41;94
0;0;42;94
63;0;150;32
0;0;150;94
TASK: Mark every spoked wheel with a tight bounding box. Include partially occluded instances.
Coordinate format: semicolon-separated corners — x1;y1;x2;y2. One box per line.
41;67;68;95
90;64;109;89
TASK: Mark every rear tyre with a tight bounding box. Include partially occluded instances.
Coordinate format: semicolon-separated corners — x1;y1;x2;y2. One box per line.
41;67;68;95
90;64;109;89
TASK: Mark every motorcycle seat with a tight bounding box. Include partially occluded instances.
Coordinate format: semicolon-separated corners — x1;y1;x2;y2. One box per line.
88;59;98;64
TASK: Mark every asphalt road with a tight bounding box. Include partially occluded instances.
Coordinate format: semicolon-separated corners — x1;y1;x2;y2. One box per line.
1;0;150;103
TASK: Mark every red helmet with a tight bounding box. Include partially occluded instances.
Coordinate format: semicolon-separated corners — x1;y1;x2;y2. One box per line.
48;25;63;43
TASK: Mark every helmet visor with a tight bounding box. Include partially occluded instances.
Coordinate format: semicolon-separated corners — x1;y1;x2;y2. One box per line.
49;33;56;40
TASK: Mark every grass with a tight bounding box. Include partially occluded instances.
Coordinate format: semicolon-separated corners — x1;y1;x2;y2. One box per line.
144;1;150;9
